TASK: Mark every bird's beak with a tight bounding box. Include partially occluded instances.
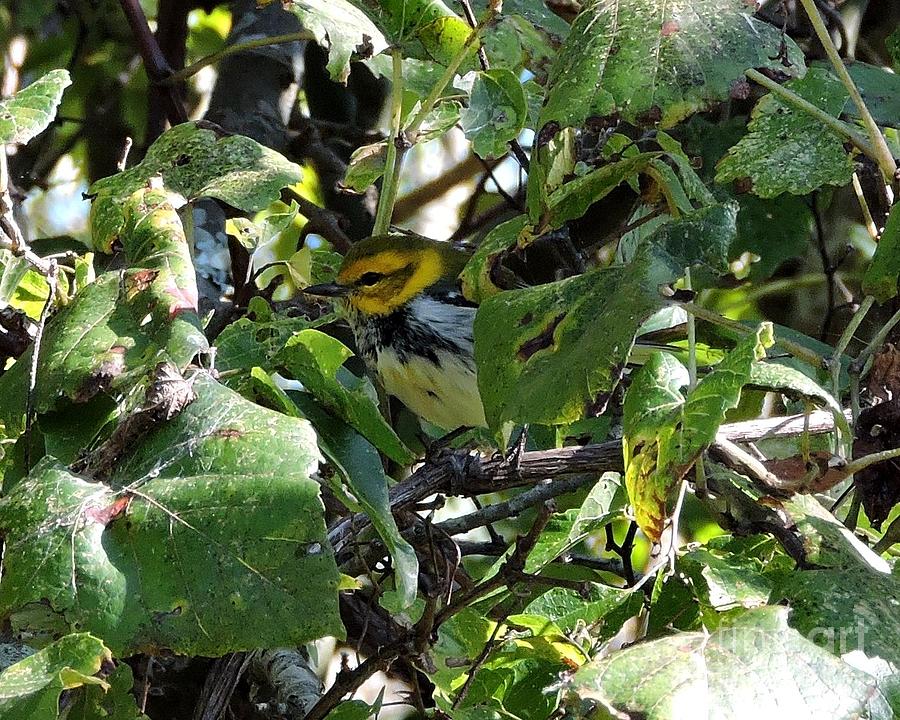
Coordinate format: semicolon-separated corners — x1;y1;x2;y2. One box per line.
303;282;351;297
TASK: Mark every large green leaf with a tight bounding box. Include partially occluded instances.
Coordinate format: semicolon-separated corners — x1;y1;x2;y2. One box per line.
109;372;321;482
0;455;341;656
716;68;854;198
565;607;893;719
460;69;528;160
474;250;671;427
539;0;804;130
0;188;206;444
623;324;773;541
88;122;302;251
863;203;900;304
0;634;111;720
473;206;736;428
771;494;900;668
277;329;414;465
0;69;71;145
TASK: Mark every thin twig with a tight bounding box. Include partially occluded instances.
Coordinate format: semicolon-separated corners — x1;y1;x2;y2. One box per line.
329;410;852;562
456;0;530;171
811;193;837;341
851;172;879;240
117;0;187;124
849;305;900;377
164;31;315;86
679;301;826;369
451;610;508;710
302;651;397;720
831;295;873;414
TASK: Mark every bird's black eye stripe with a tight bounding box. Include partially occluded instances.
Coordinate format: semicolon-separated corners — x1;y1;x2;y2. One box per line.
356;271;384;286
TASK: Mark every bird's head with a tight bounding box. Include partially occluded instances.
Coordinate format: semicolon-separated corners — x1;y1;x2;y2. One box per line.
304;235;468;315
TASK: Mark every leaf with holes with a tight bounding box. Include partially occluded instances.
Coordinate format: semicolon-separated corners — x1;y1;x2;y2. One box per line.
88;122;302;251
716;68;853;198
283;0;388;83
539;0;804;131
0;69;71;145
474;248;674;427
0;188;207;444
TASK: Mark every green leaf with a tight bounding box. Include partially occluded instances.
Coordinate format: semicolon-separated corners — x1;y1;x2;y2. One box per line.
640;202;737;275
88;122;303;251
460;69;527;159
0;69;71;145
623;324;774;540
459;214;529;302
67;662;147;720
476;0;570;42
344;142;386;193
526;473;626;572
888;27;900;73
283;388;419;611
0;633;112;720
863;203;900;303
747;360;850;439
679;547;771;611
283;0;388;83
0;454;342;656
474;249;672;427
0;634;110;720
109;372;322;482
376;0;474;66
539;0;804;130
542;153;661;230
716;67;854;198
0;188;207;444
770;494;900;669
839;61;900;129
730;194;813;281
215;300;333;381
277;329;415;465
518;583;640;636
565;607;893;719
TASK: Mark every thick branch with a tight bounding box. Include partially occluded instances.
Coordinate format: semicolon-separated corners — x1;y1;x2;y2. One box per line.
329;409;849;560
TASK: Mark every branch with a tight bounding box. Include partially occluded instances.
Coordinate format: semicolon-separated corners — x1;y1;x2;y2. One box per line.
328;409;850;561
393;154;490;223
165;31;315;86
117;0;187;125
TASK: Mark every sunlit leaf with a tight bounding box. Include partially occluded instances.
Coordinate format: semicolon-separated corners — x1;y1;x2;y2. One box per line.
0;69;71;145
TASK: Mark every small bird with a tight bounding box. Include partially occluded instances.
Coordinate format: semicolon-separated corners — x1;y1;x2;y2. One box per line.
303;235;486;430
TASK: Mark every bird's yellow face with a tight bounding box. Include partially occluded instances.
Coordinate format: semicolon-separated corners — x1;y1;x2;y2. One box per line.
336;247;444;316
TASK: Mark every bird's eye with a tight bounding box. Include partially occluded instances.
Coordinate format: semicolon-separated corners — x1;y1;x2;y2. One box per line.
357;271;384;286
